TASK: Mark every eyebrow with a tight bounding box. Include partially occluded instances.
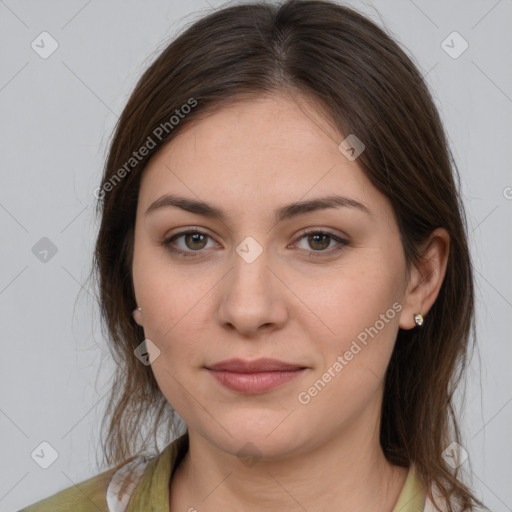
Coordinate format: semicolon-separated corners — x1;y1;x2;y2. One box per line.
145;193;371;222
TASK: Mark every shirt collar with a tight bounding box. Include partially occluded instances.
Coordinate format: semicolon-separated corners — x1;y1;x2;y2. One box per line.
392;463;427;511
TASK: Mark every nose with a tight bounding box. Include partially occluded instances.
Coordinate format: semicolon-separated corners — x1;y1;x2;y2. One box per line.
216;246;289;338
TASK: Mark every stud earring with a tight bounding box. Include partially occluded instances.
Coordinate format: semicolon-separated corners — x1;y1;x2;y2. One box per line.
414;313;424;326
132;307;142;319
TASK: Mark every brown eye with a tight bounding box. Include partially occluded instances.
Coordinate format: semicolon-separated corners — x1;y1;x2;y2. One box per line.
293;230;349;258
307;233;331;251
162;229;218;257
184;232;208;250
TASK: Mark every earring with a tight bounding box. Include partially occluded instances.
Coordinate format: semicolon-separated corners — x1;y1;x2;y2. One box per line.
414;313;424;326
132;307;142;319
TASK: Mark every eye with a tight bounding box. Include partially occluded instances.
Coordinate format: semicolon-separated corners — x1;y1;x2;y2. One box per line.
162;228;349;259
292;230;348;257
162;229;218;257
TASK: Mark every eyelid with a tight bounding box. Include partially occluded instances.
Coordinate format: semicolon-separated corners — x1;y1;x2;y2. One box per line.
289;228;349;256
162;227;349;257
292;227;348;242
162;228;220;255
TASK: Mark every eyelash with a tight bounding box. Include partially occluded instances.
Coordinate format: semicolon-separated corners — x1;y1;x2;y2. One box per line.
161;228;349;259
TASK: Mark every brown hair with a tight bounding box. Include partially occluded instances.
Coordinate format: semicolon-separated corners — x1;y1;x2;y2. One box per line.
92;1;483;510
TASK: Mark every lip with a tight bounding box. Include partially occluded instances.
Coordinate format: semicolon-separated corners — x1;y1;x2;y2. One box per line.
207;358;306;372
206;358;307;394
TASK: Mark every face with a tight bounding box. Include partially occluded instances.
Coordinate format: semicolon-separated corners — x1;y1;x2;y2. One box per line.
132;93;411;460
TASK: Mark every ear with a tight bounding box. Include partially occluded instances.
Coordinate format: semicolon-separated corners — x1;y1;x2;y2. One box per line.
399;228;450;330
132;307;143;326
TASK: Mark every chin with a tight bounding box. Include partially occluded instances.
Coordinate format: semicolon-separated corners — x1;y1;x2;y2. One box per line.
200;412;310;461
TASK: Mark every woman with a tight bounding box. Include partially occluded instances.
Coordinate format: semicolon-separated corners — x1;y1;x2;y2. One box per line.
19;0;486;510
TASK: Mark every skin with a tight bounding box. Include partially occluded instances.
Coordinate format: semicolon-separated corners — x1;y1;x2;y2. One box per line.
131;92;449;512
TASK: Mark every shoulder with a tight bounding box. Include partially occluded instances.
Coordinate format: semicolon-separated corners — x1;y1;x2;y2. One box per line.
16;457;145;512
17;433;188;512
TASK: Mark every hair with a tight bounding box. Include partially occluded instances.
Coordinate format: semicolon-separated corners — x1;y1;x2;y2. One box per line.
92;1;484;510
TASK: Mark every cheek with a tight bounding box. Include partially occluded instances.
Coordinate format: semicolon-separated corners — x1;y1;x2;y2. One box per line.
291;249;405;385
293;274;402;429
294;255;403;337
132;245;217;364
132;258;214;417
135;273;208;346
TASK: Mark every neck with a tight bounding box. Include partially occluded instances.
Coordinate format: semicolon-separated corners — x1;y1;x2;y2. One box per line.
170;400;408;511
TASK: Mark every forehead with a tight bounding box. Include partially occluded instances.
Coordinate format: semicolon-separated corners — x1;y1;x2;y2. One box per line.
137;94;391;223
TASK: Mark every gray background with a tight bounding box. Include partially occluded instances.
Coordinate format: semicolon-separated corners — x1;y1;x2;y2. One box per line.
1;0;511;511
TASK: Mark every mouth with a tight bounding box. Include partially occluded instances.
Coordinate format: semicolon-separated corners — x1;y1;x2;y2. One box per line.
205;358;308;394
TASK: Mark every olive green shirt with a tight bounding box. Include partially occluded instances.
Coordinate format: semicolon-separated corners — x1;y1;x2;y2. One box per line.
18;433;428;511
